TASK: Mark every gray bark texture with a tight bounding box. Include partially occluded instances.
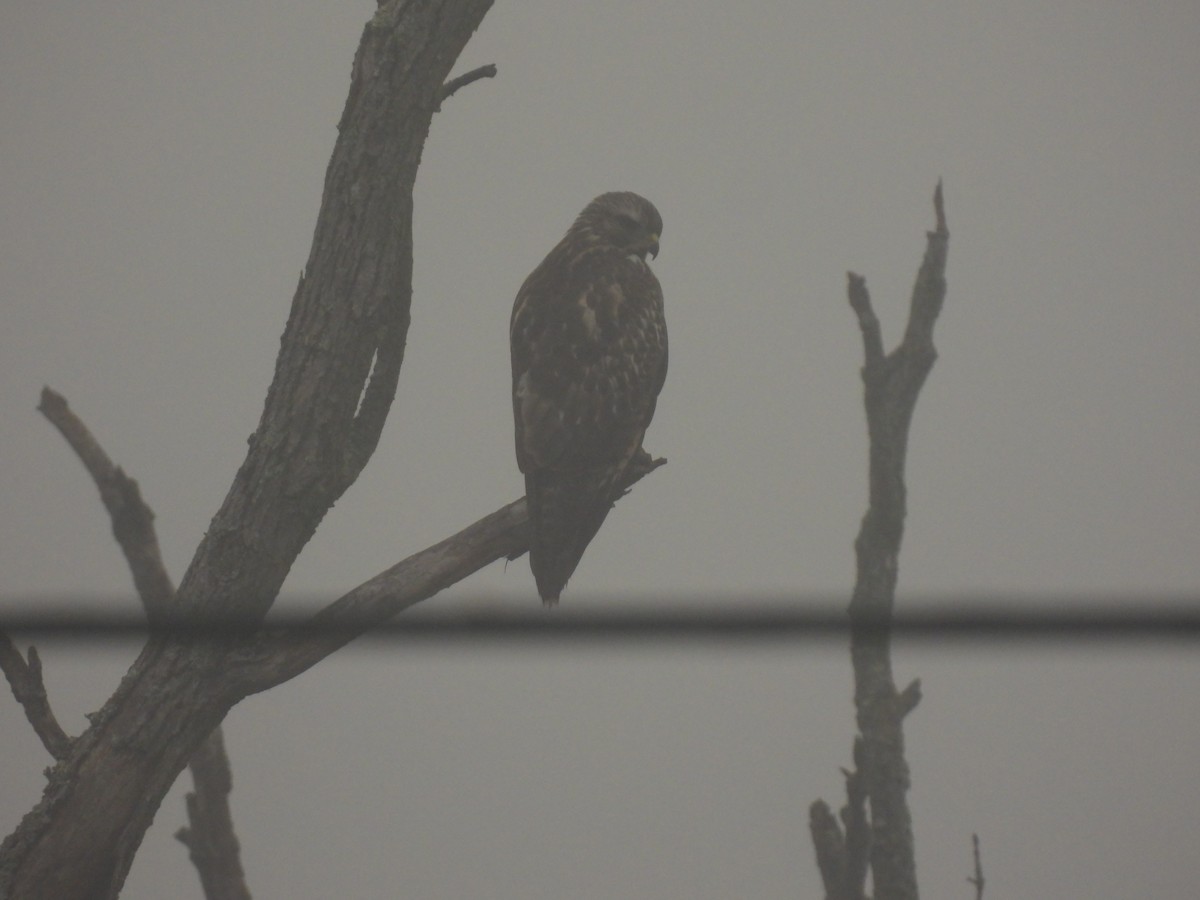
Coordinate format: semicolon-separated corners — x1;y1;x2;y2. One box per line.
0;3;494;897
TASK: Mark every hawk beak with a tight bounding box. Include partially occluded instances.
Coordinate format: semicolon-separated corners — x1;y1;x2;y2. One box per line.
647;235;660;260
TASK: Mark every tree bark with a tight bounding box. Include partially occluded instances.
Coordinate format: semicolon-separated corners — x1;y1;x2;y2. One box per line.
0;4;493;897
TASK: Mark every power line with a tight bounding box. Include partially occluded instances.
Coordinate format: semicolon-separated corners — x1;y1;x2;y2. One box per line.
1;596;1198;642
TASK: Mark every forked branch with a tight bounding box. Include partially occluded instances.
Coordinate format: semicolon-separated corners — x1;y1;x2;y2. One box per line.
32;388;252;900
0;637;71;760
811;183;949;900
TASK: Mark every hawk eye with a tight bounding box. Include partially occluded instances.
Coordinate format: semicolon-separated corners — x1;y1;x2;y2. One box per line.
616;214;640;232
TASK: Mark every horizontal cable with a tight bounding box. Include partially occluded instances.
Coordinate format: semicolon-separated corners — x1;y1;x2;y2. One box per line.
0;596;1198;642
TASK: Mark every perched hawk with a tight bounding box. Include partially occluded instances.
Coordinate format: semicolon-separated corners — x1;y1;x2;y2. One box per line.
510;192;668;604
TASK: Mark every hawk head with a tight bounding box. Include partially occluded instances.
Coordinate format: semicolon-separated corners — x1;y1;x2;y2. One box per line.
572;191;662;261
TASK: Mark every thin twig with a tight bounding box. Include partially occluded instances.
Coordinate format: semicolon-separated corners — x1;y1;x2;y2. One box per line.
38;387;174;615
847;273;884;371
439;63;497;104
967;833;985;900
841;740;871;897
0;634;72;760
896;678;922;718
175;729;252;900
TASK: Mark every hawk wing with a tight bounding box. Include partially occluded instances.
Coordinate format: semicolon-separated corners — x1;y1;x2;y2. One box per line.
512;270;666;472
511;250;667;602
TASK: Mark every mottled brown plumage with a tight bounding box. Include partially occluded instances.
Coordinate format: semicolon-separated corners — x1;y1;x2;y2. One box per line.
510;192;668;604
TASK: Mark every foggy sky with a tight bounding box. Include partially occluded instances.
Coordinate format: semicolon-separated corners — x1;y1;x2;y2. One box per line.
2;2;1198;897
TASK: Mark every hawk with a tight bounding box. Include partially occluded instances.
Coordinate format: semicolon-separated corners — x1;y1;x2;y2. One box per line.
510;192;668;604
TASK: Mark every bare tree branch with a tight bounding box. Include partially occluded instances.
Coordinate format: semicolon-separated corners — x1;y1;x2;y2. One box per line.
808;743;871;900
0;637;71;760
847;273;884;371
896;678;922;718
967;833;985;900
32;388;255;899
175;729;252;900
812;183;949;900
1;384;177;764
439;63;497;104
809;800;849;900
841;739;871;898
231;452;665;694
37;387;174;615
175;731;251;900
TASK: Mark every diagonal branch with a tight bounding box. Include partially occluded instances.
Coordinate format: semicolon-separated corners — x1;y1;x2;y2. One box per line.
35;388;253;900
231;452;665;694
37;387;174;615
0;637;72;760
0;384;177;763
439;63;497;104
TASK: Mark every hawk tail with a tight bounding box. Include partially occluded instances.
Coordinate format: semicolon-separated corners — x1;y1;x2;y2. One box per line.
525;467;621;605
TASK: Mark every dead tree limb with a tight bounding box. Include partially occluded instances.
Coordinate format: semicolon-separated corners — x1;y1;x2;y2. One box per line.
175;729;252;900
0;637;71;761
811;183;949;900
0;4;494;898
439;63;497;104
229;452;664;694
36;387;174;615
967;833;985;900
30;388;255;899
808;740;870;900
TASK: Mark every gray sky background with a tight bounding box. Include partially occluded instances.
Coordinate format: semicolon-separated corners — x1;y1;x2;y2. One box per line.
2;1;1198;897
